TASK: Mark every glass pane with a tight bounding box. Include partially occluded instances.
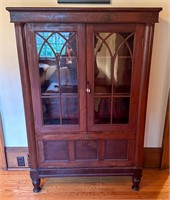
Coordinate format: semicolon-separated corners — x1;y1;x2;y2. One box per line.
94;32;134;95
40;65;59;95
65;33;77;85
94;97;130;124
61;97;79;124
114;58;132;93
94;33;112;94
112;98;130;124
94;98;111;124
36;31;79;125
116;33;134;57
42;98;60;125
93;32;133;125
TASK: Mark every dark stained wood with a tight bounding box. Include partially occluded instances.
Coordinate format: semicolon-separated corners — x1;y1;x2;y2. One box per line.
135;24;155;168
6;7;162;11
14;24;38;169
6;7;162;24
7;7;162;192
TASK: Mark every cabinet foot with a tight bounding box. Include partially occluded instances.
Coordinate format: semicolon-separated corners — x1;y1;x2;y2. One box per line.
132;170;142;191
32;178;41;193
132;176;141;191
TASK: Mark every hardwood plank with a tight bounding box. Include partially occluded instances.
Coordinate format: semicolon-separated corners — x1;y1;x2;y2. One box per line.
0;169;169;199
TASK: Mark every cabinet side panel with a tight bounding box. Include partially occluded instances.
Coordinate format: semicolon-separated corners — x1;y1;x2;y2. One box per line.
135;24;155;167
14;24;38;168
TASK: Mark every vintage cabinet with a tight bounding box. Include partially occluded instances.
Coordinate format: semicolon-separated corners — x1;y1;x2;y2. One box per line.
7;7;162;192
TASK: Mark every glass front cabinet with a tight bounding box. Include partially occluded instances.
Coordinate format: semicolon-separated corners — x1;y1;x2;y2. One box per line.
7;7;162;192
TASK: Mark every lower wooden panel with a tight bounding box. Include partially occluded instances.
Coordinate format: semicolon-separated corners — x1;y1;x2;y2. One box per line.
37;138;134;168
5;147;162;169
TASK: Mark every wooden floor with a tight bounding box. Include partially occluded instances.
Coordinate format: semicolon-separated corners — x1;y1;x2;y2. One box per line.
0;169;169;200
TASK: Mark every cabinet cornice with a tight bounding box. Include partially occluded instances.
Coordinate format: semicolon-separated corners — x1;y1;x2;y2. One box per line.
6;7;162;24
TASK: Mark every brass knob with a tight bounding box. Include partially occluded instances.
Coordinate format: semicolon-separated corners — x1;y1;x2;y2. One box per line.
86;81;91;93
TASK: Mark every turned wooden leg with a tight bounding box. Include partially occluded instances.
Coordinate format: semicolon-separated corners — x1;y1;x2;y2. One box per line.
32;178;41;193
30;169;41;193
132;169;142;191
132;176;141;191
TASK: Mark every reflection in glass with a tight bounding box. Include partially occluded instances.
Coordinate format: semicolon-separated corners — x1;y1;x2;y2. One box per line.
95;98;111;124
95;97;130;124
94;32;134;124
42;98;60;125
62;97;78;124
36;31;79;125
112;98;130;124
94;32;134;94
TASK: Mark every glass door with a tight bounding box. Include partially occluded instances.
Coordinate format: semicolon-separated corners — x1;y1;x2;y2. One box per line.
25;23;86;132
87;24;141;131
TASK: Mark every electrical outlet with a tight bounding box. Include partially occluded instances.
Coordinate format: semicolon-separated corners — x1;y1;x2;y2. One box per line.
17;156;25;166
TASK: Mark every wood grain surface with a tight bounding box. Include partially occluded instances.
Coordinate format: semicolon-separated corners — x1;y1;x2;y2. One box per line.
0;169;169;200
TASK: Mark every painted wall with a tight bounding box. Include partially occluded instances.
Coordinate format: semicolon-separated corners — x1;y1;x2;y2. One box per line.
0;0;169;147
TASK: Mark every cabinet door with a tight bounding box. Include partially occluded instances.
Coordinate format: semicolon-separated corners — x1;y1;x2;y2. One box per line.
87;24;144;131
25;23;86;133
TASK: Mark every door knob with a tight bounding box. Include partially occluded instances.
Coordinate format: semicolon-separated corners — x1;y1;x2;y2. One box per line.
86;81;91;93
86;88;91;93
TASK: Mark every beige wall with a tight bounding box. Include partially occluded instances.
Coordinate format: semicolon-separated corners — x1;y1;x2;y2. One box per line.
0;0;169;147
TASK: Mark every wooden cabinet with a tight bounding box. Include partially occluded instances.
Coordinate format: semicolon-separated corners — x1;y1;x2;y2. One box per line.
7;7;162;192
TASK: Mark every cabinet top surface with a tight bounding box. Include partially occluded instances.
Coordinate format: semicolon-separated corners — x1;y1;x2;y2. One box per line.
6;7;162;12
